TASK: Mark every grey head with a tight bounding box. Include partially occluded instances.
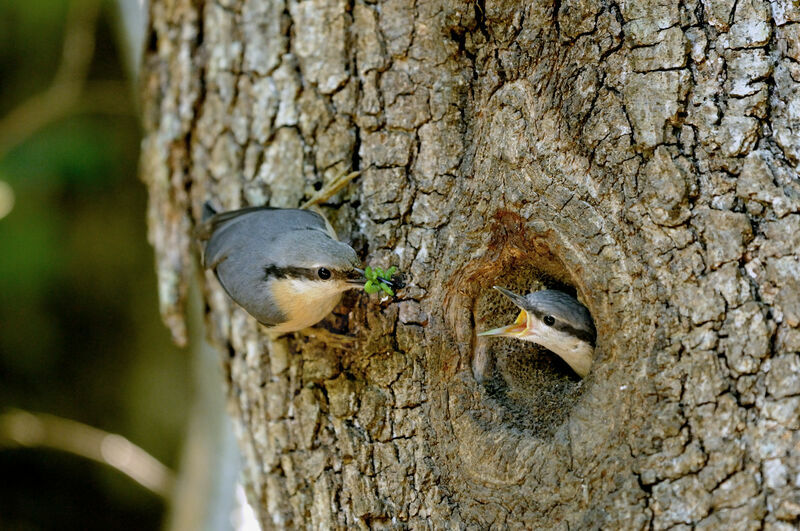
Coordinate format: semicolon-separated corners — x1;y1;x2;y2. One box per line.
495;287;596;346
480;287;597;378
199;205;364;327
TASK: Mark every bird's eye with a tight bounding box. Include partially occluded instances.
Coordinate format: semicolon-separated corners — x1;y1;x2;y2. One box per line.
543;315;555;326
317;267;331;280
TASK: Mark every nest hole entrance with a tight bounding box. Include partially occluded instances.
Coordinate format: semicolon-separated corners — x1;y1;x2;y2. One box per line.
472;257;588;437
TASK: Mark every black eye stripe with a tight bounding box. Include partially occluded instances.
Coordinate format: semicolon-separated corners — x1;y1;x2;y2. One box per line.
263;265;347;282
556;323;596;346
528;308;596;346
263;265;316;280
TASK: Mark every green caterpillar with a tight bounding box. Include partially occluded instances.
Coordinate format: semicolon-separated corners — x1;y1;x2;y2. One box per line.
363;266;398;296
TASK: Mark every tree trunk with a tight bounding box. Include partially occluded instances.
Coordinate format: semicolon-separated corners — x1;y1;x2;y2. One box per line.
140;0;800;528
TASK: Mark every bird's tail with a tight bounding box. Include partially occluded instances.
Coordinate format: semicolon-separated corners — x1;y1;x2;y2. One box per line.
194;201;219;241
202;201;218;222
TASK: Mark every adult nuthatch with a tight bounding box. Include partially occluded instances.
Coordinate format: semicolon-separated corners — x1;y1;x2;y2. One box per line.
197;204;371;333
479;287;596;378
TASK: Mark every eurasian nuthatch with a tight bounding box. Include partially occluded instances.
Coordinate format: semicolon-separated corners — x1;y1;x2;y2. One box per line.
197;204;373;333
479;286;596;378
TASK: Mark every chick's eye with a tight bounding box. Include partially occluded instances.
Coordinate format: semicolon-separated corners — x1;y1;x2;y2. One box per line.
543;315;555;326
317;267;331;280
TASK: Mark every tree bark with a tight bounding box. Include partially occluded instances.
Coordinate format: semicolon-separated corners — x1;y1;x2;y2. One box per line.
140;0;800;528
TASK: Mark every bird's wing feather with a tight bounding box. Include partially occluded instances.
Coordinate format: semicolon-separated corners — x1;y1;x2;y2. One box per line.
199;207;328;268
213;259;286;326
196;204;282;240
196;204;331;239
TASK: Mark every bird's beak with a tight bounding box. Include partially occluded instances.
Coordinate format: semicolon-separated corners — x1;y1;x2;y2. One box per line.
492;286;529;309
478;309;529;337
346;267;367;286
478;287;531;338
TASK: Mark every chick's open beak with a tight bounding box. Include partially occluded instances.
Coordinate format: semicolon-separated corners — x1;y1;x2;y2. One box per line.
346;267;367;286
478;286;531;337
478;309;529;337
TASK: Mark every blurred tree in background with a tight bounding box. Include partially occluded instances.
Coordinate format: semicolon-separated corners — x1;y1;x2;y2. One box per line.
0;0;190;528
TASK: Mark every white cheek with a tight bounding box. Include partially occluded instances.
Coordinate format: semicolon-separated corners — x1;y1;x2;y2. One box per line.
285;280;344;315
287;279;343;299
524;317;559;346
527;321;594;378
538;327;568;351
524;318;584;354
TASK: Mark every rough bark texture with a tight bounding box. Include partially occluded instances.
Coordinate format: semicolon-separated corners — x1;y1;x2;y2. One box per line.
141;0;800;528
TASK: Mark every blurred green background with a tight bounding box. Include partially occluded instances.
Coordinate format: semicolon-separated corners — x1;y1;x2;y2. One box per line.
0;0;191;528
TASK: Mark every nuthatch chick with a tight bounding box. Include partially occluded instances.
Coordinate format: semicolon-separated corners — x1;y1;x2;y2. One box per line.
479;287;596;378
198;204;369;333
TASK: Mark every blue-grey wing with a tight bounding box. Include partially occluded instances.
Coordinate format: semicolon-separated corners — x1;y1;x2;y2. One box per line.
201;207;327;269
213;258;286;326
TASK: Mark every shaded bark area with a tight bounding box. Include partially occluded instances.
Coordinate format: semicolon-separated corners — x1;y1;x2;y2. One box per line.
141;0;800;528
